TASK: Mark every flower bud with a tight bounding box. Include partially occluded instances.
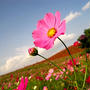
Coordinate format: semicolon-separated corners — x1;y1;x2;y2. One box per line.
28;47;38;56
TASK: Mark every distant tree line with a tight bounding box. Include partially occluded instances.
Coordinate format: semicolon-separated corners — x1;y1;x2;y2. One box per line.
78;28;90;53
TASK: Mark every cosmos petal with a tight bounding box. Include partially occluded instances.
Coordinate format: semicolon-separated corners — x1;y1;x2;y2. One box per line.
44;13;55;28
37;19;49;30
34;38;55;50
25;77;28;89
32;29;48;40
55;20;66;37
55;11;61;28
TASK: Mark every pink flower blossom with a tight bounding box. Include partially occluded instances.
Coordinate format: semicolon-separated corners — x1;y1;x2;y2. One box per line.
10;74;13;80
53;73;56;76
14;76;28;90
8;82;11;88
86;76;90;84
64;88;67;90
88;88;90;90
48;68;54;74
87;53;89;57
66;71;68;75
36;76;43;81
55;75;60;80
2;86;4;90
68;59;76;66
16;76;19;82
45;73;52;81
80;68;85;73
68;59;79;66
60;71;64;75
32;11;66;50
63;68;66;72
43;86;48;90
67;65;74;72
73;41;80;46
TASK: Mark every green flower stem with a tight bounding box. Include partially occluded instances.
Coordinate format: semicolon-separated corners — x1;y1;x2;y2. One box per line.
37;53;72;80
38;54;64;72
81;50;88;90
57;37;78;89
57;37;73;59
82;64;87;90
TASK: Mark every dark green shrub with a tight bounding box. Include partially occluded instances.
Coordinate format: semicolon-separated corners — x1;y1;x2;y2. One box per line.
78;28;90;53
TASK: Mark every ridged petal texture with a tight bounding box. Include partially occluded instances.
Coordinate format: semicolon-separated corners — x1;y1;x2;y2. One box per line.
32;11;66;50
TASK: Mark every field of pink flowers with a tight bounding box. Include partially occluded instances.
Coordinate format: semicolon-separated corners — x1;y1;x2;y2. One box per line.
0;51;90;90
0;11;90;90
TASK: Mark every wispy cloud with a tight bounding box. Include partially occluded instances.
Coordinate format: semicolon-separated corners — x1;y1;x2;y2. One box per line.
0;33;76;75
54;33;76;45
82;1;90;11
65;12;81;23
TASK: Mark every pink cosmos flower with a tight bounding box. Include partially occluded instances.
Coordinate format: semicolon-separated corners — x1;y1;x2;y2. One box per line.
66;71;68;75
68;59;79;66
8;82;11;88
45;73;52;81
10;74;13;80
2;86;4;90
64;88;67;90
67;65;74;72
68;59;76;66
36;76;43;81
86;76;90;84
48;68;54;74
53;73;56;76
73;41;80;47
14;77;28;90
63;68;66;72
43;86;48;90
87;53;89;58
60;71;64;75
32;11;66;50
16;76;19;82
55;74;60;80
80;68;85;73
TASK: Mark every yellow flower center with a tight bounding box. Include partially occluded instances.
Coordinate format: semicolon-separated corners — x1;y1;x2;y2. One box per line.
47;28;57;38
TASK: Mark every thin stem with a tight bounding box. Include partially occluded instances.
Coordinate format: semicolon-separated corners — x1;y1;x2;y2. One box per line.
38;54;62;71
81;50;88;90
57;37;78;89
57;37;73;60
82;64;87;90
37;54;72;80
38;54;63;71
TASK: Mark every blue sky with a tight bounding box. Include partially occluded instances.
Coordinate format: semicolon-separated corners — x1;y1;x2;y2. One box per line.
0;0;90;75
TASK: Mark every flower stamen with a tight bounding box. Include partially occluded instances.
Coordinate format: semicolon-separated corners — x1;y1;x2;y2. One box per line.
47;28;57;38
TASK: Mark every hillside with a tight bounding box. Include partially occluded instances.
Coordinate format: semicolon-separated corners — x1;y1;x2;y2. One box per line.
0;45;90;90
0;45;83;77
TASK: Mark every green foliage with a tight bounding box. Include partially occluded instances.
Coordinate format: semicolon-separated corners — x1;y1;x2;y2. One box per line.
84;28;90;38
0;52;90;90
78;28;90;52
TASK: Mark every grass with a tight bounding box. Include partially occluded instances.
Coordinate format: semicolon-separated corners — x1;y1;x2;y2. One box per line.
0;46;90;90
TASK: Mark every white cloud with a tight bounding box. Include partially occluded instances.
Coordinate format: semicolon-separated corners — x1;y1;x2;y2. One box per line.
54;33;76;45
89;24;90;28
0;33;76;75
65;12;81;23
82;1;90;11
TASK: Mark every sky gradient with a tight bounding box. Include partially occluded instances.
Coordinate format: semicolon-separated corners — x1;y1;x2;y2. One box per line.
0;0;90;75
